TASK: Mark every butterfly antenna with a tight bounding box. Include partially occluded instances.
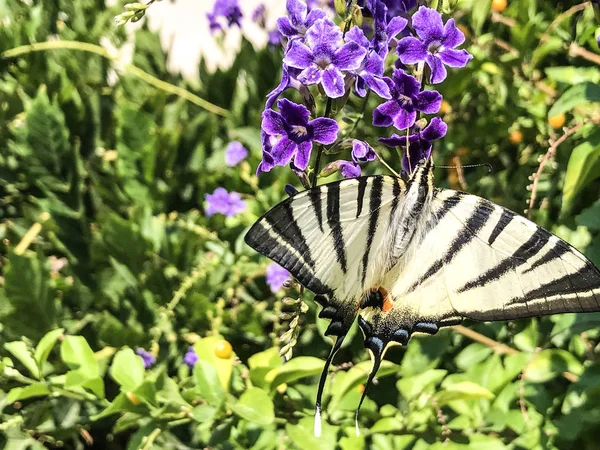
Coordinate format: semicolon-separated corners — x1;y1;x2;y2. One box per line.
437;163;493;173
314;334;346;437
354;340;384;437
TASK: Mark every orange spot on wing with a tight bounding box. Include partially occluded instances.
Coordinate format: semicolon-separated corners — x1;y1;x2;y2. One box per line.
379;287;393;312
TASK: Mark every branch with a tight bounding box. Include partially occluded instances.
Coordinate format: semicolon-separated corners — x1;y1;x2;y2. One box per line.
491;11;517;27
569;42;600;65
1;40;228;117
527;123;584;217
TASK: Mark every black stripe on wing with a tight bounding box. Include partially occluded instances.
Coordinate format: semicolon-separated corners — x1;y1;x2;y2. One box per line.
361;177;384;285
327;183;347;273
488;209;514;245
457;226;551;293
408;200;494;292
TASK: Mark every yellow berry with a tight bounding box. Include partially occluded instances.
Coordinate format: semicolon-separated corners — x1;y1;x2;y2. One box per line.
439;100;452;115
126;392;141;405
358;384;365;393
492;0;507;13
214;340;232;359
509;129;523;144
548;113;566;129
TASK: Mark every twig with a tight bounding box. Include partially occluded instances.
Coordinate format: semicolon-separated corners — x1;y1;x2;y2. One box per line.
493;38;519;56
374;149;400;177
527;123;584;217
539;2;590;44
569;42;600;65
141;428;162;450
491;11;517;27
1;40;228;117
311;97;333;187
14;212;50;255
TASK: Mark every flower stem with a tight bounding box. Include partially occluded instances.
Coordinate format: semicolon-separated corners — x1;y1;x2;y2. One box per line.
311;96;333;187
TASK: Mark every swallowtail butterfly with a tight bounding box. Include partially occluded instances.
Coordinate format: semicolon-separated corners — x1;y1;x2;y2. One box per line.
245;158;600;436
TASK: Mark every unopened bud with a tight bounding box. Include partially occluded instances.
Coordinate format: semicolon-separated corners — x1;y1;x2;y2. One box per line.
334;0;347;17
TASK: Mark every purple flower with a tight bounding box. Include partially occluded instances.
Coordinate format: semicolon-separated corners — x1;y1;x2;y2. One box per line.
383;0;416;19
370;0;408;58
269;29;282;47
396;6;472;84
260;98;338;172
277;0;327;40
345;27;391;99
266;263;290;292
283;18;367;98
135;348;156;369
339;160;361;178
379;116;447;173
252;4;266;23
225;141;248;166
265;65;312;109
183;347;198;368
372;69;442;130
207;0;243;34
351;140;376;163
205;188;247;217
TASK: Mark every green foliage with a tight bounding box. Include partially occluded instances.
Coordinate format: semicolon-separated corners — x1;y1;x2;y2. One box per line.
0;0;599;449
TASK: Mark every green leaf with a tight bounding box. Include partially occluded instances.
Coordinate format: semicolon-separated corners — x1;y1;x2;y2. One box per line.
562;130;600;212
60;336;98;378
193;336;236;390
34;328;64;372
455;343;493;371
545;67;600;85
577;199;600;230
525;349;584;383
6;383;50;404
548;83;600;117
231;387;275;425
265;356;324;389
471;0;492;34
286;416;337;450
396;369;447;401
109;347;145;391
192;404;217;422
434;381;495;405
194;360;225;407
369;417;404;434
248;347;282;388
4;341;40;379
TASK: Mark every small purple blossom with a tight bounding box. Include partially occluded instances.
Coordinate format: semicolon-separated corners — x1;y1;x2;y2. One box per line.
205;188;247;217
269;29;282;47
351;140;376;163
266;263;290;292
225;141;248;166
283;18;367;98
277;0;327;40
207;0;243;34
396;6;472;84
373;69;442;130
136;348;156;369
339;160;361;178
379;116;447;173
265;65;312;109
370;0;409;58
383;0;417;19
183;347;198;368
252;3;266;23
260;99;338;172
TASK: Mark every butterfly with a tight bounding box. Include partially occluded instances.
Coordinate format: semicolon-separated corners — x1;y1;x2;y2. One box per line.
244;157;600;436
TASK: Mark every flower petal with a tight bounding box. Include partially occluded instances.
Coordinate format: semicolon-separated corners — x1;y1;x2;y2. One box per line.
426;54;447;84
397;36;427;64
277;17;297;37
277;98;311;126
393;69;421;98
305;8;327;27
321;67;346;98
438;48;473;68
414;89;442;114
345;25;370;48
287;0;307;27
266;65;292;109
272;136;298;166
442;18;465;48
364;52;384;77
332;42;367;71
392;108;416;130
362;74;391;99
351;140;375;163
402;141;431;174
283;41;314;69
421;117;447;141
412;6;444;41
298;66;322;85
306;18;341;47
373;100;401;127
310;117;339;144
340;161;361;178
261;110;286;135
354;76;367;98
292;140;312;170
386;17;408;41
379;134;408;148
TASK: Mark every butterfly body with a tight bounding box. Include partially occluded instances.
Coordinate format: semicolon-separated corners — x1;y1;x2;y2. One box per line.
245;158;600;433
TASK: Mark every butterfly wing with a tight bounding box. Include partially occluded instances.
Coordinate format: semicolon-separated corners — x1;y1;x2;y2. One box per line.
245;175;404;335
359;188;600;346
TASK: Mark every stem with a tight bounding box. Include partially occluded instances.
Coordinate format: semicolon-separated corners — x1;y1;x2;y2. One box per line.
1;40;228;117
569;42;600;65
141;428;162;450
311;97;333;187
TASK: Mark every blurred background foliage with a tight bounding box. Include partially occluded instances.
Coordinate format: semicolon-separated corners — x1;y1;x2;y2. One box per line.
0;0;600;449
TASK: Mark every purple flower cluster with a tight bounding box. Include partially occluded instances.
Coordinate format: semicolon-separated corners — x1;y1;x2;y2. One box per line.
205;188;247;217
254;0;472;178
135;348;156;369
207;0;242;34
184;347;198;368
225;141;248;166
266;263;290;292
